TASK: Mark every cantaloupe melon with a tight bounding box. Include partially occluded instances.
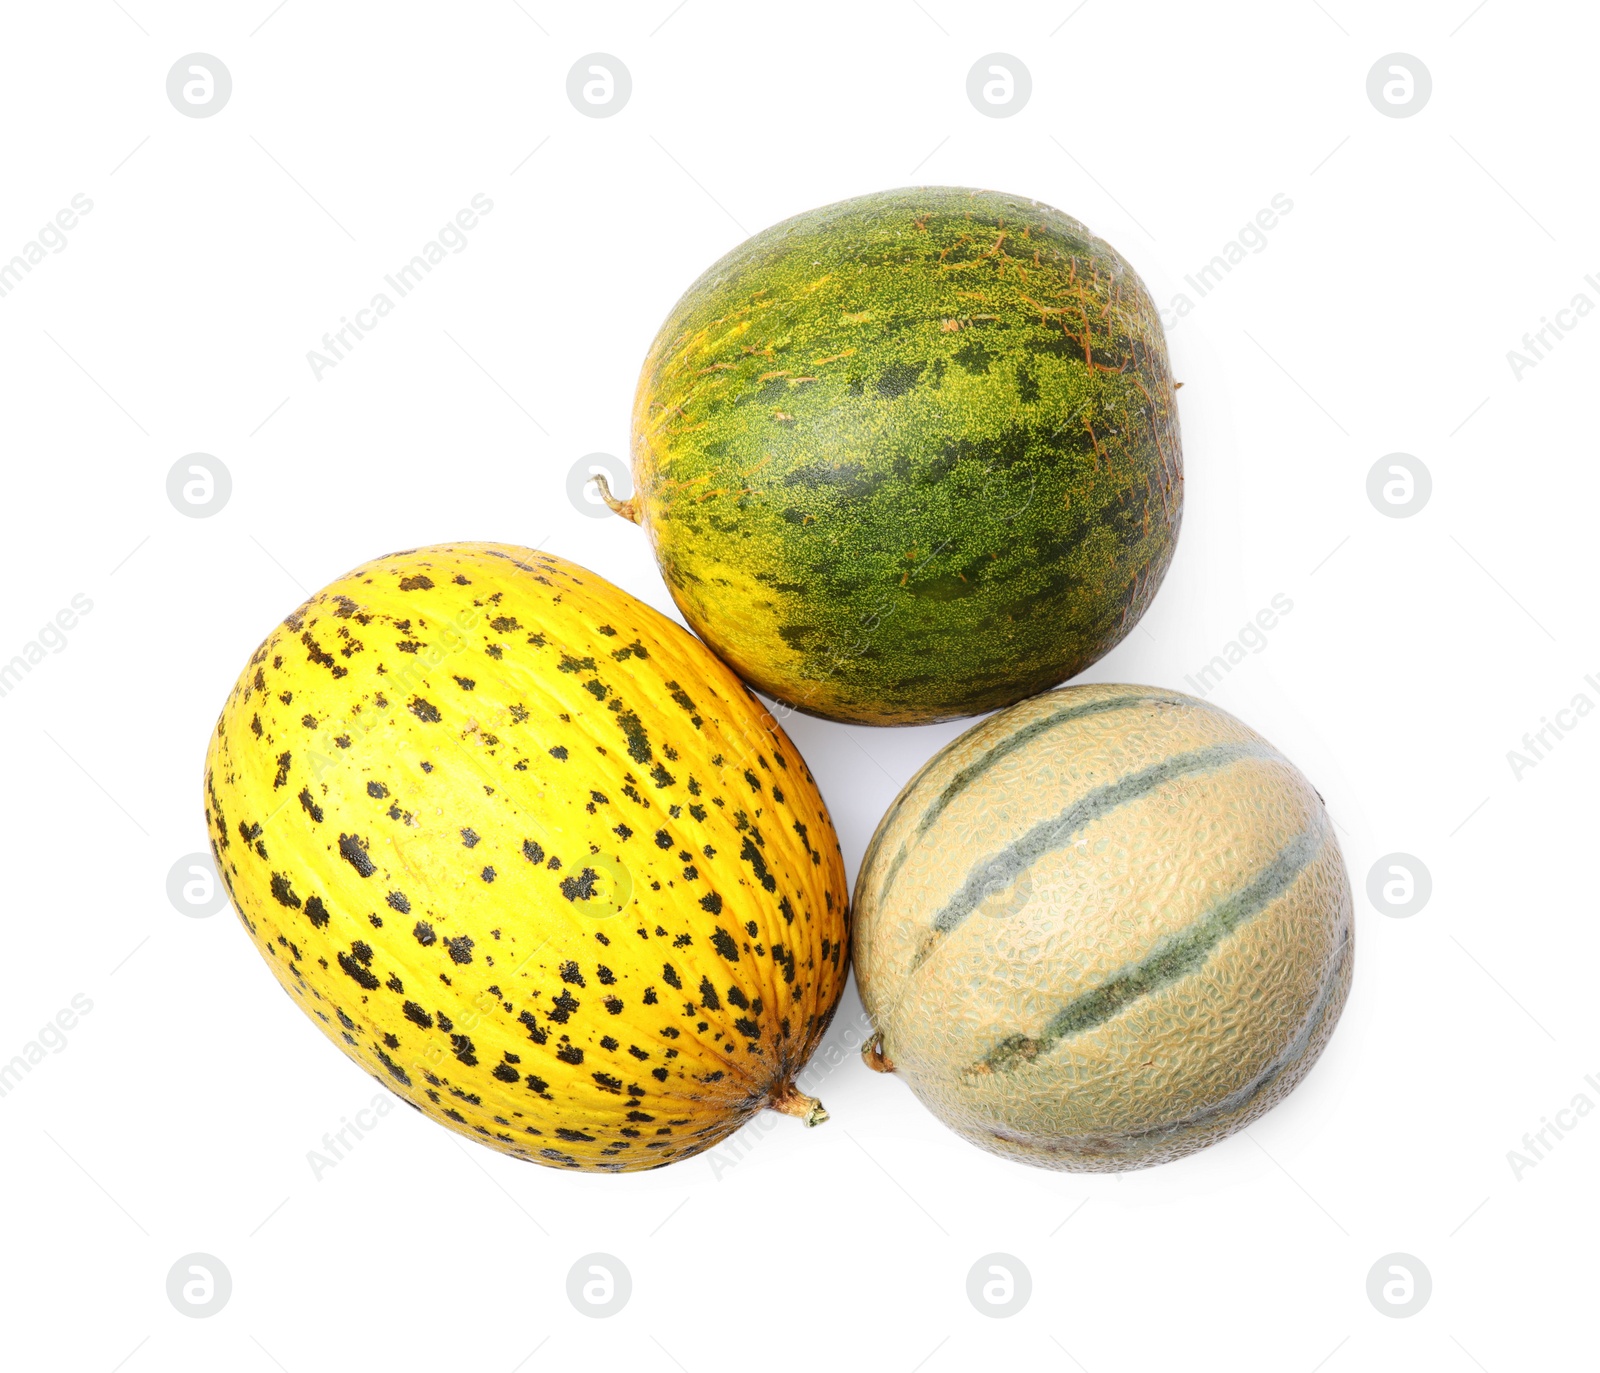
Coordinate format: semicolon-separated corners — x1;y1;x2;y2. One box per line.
852;684;1353;1171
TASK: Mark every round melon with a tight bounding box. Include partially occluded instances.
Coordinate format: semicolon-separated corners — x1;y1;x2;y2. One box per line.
852;684;1353;1171
612;185;1183;727
204;543;850;1172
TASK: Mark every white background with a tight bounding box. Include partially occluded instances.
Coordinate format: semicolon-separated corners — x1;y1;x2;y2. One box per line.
0;2;1593;1369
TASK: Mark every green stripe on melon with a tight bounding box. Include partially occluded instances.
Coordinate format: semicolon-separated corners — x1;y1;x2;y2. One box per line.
853;684;1353;1172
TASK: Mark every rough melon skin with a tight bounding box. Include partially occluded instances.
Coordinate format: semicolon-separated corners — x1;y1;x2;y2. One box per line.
204;543;849;1172
852;684;1353;1172
628;186;1182;727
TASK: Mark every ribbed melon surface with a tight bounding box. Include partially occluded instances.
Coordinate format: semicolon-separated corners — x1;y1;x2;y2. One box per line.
852;684;1353;1171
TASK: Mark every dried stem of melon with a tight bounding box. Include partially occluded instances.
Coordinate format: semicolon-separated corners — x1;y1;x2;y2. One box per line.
769;1082;829;1127
591;473;640;524
861;1032;895;1074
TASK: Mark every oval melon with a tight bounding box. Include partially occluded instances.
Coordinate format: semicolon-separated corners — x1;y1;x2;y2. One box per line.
204;543;850;1172
616;186;1182;726
852;684;1353;1171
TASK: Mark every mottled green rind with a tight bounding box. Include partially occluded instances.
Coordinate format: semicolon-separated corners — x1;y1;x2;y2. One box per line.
630;186;1183;726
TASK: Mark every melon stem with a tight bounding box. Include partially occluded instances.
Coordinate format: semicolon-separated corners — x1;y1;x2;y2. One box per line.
861;1032;895;1074
590;473;640;524
769;1082;829;1127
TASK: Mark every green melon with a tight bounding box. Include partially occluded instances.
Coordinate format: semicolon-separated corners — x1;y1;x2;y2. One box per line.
852;684;1353;1171
613;186;1182;726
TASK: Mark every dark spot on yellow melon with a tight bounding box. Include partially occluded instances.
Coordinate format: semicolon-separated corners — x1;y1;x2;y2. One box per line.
338;833;375;877
374;1048;410;1084
559;868;600;902
337;949;379;989
740;837;777;892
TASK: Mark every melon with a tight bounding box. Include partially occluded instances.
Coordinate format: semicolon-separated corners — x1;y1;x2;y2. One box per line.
608;186;1182;726
204;543;850;1171
852;684;1353;1171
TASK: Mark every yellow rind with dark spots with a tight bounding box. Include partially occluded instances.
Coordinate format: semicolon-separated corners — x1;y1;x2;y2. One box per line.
204;543;850;1172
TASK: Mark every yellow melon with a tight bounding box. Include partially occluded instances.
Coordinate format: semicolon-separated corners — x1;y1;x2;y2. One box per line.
204;543;849;1171
852;683;1353;1171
